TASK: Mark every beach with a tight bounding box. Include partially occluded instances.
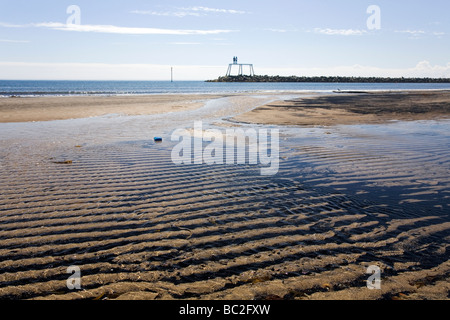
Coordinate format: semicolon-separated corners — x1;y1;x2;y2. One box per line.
234;90;450;126
0;94;228;123
0;90;449;300
2;90;449;125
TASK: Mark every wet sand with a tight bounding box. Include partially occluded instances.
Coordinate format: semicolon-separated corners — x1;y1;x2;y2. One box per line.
234;91;450;126
0;92;449;300
0;94;228;123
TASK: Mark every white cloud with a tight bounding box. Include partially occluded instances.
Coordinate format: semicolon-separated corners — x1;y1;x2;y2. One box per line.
32;22;233;35
397;30;426;35
413;60;450;75
130;10;201;18
0;22;26;28
0;39;29;43
264;28;288;33
313;28;367;36
185;6;246;14
0;21;234;35
260;61;450;78
168;42;201;45
395;30;447;38
131;6;246;18
395;30;426;36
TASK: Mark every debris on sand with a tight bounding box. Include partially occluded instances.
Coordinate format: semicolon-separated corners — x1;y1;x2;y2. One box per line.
52;160;73;164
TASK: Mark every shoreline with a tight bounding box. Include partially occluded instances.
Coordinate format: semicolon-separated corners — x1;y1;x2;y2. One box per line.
0;94;230;123
1;89;450;124
2;87;450;97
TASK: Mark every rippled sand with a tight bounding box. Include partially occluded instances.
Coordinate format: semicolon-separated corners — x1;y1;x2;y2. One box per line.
0;93;449;300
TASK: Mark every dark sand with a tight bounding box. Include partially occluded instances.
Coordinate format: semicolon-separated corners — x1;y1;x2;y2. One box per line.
234;91;450;126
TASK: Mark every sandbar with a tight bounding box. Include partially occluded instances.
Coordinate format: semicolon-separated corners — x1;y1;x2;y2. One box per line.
234;90;450;126
0;94;228;123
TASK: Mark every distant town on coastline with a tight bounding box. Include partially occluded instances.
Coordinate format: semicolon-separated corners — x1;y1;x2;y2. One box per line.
207;75;450;83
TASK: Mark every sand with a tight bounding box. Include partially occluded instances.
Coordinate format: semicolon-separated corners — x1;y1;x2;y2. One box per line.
0;94;228;123
0;91;449;301
234;91;450;126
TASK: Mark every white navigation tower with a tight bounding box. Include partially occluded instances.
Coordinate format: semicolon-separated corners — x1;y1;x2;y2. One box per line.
226;57;255;77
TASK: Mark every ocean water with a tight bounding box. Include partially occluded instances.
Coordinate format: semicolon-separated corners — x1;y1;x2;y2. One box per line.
1;80;450;96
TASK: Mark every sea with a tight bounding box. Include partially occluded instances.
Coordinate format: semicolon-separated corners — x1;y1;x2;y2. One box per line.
1;80;450;96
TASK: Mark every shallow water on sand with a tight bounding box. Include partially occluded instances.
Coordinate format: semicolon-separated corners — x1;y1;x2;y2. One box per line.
0;95;449;300
280;120;450;210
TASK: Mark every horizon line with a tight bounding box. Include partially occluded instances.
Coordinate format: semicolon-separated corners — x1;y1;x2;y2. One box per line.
2;75;450;82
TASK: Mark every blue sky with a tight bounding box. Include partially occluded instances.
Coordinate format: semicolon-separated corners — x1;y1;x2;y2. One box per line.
0;0;449;80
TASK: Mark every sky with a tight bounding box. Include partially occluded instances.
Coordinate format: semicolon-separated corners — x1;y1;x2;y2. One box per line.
0;0;449;80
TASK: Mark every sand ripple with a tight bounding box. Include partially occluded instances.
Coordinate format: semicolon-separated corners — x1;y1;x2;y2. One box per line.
0;135;448;300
